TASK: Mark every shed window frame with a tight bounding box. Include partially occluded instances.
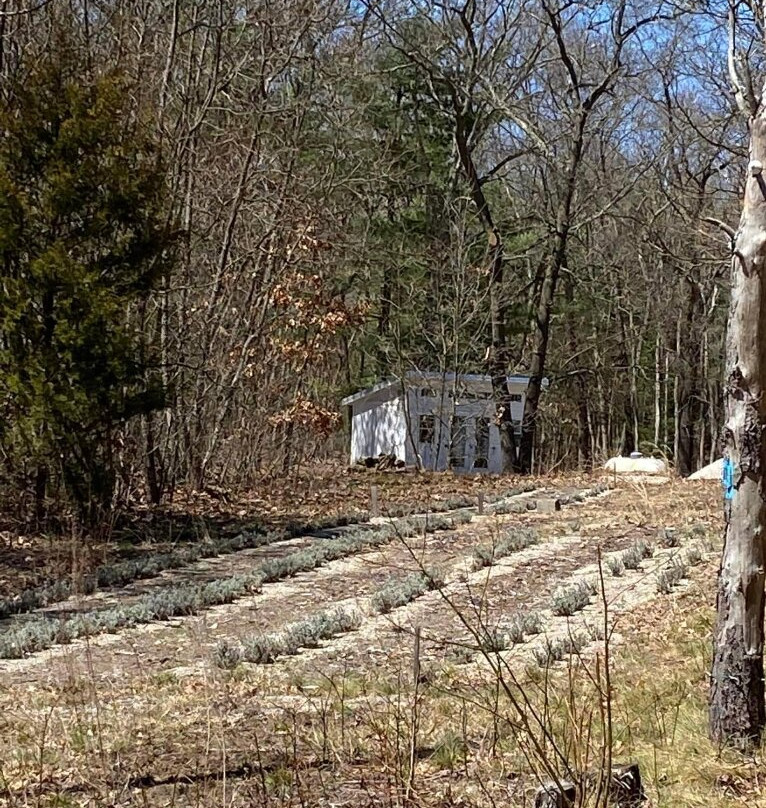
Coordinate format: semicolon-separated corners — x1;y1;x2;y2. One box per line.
419;414;435;444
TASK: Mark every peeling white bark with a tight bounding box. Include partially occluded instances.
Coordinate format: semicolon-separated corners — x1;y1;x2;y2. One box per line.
710;115;766;749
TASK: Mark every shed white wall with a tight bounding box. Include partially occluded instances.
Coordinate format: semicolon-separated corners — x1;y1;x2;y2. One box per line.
347;375;531;472
349;386;408;463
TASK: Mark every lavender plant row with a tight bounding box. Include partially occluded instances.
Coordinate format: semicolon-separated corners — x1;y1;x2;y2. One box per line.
486;482;609;516
0;526;275;620
219;524;544;670
471;527;538;570
219;606;365;667
218;568;446;667
533;632;589;667
0;510;472;659
213;484;606;670
0;483;544;622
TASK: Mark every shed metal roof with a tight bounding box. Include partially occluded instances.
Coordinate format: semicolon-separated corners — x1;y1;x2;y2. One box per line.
340;371;535;407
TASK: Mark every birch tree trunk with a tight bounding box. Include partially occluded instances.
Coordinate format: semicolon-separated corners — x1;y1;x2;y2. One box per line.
709;113;766;749
663;349;670;453
654;333;661;448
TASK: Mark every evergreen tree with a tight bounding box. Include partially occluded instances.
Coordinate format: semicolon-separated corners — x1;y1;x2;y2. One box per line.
0;57;176;526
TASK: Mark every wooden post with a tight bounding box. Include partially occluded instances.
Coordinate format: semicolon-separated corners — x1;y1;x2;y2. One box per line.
477;492;485;515
412;625;421;685
370;484;379;517
406;624;422;802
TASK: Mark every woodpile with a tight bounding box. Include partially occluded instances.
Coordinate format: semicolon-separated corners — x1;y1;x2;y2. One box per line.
534;763;645;807
356;453;406;471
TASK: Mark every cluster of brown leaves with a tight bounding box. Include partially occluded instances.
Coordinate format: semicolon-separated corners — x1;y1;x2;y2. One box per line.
270;269;368;363
268;394;341;436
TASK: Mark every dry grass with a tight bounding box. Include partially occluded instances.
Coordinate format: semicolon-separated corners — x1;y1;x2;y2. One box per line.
1;473;758;807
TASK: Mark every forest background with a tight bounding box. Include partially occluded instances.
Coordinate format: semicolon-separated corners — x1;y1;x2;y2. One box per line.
0;0;751;529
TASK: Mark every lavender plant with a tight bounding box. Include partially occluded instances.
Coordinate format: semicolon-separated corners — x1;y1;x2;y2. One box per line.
551;581;592;617
656;559;688;594
472;528;538;570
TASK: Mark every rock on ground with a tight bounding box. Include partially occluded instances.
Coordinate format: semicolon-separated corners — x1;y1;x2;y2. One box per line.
688;458;723;481
604;456;667;474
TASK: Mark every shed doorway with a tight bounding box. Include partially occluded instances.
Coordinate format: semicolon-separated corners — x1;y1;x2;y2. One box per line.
474;417;490;469
450;416;468;470
418;413;436;469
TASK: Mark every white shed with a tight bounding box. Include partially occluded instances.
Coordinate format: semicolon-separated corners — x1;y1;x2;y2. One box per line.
340;371;532;473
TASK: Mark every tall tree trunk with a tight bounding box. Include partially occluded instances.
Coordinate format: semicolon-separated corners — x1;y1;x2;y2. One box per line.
654;333;662;448
708;337;720;464
564;277;592;468
377;262;392;373
673;314;681;463
663;347;670;453
615;296;637;456
143;411;163;505
594;332;608;458
454;110;518;472
519;233;564;474
710;115;766;749
677;278;702;476
519;117;585;474
699;330;710;467
34;464;47;527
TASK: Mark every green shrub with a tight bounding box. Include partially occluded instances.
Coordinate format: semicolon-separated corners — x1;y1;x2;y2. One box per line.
504;617;525;645
472;544;496;570
431;731;468;770
478;628;509;653
584;621;604;641
371;573;431;614
472;528;537;570
637;539;654;558
621;540;653;571
560;632;587;655
607;557;624;577
424;566;446;589
533;638;565;667
242;633;286;664
522;612;544;636
501;611;543;644
659;528;680;548
533;633;587;668
233;606;362;666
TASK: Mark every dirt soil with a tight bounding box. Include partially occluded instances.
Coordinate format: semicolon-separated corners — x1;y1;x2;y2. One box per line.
0;472;728;807
0;466;587;600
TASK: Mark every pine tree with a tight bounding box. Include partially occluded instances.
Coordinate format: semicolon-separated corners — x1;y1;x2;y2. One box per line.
0;56;176;527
